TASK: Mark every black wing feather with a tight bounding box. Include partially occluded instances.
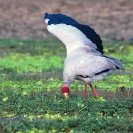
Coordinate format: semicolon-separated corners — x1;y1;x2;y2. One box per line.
45;13;79;25
72;24;103;53
44;13;103;53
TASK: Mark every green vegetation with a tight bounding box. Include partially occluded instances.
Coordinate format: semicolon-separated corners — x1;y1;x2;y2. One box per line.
0;38;133;132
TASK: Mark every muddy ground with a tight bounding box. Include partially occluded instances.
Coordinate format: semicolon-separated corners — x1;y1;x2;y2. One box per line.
0;0;133;41
44;89;133;99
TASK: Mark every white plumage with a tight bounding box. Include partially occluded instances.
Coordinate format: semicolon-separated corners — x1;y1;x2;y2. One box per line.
44;13;123;98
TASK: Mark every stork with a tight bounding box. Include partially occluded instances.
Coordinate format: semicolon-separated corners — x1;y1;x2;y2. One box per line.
44;13;123;99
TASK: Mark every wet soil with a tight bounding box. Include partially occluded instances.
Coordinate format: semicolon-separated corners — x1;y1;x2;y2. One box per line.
46;89;133;99
75;89;133;99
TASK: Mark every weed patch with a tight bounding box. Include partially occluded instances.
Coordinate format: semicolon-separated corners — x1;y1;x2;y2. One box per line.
0;38;133;132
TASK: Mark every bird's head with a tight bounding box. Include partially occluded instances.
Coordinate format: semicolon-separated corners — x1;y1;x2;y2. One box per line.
61;85;70;99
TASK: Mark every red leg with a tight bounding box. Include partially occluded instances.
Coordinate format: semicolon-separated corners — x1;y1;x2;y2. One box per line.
89;84;99;97
84;84;87;99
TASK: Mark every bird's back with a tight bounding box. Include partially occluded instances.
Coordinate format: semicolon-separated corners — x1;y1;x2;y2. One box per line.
64;47;123;83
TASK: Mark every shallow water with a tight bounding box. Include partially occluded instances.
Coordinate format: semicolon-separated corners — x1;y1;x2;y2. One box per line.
73;89;133;99
46;89;133;99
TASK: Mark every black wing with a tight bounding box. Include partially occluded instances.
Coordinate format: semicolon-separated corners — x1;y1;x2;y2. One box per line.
72;24;103;54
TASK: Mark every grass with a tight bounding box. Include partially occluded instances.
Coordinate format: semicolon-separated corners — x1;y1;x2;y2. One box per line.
0;38;133;132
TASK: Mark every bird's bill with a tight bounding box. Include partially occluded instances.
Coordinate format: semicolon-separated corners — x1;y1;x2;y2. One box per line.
63;93;69;99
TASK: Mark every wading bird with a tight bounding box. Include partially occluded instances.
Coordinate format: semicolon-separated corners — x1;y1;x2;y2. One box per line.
44;13;123;99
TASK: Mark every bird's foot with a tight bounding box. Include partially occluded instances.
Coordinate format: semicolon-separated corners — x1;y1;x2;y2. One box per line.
93;96;106;101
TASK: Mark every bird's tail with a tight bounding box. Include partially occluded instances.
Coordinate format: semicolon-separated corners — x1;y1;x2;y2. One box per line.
106;56;124;70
